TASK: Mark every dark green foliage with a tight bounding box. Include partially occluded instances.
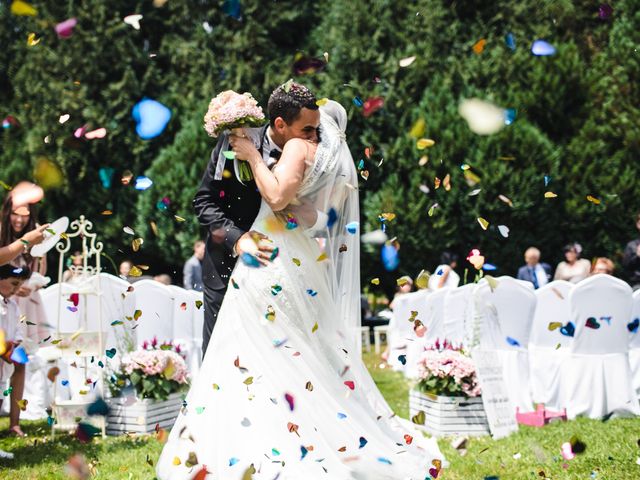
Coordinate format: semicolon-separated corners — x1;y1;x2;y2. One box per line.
1;0;638;289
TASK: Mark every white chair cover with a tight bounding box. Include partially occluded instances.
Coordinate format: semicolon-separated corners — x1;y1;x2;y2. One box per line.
385;290;429;377
188;289;205;360
442;283;474;346
473;276;536;413
561;274;640;419
131;279;174;347
529;280;573;409
627;289;640;397
168;285;202;376
422;287;449;347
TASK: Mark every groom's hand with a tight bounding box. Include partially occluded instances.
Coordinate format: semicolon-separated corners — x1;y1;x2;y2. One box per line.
229;134;261;163
234;231;275;266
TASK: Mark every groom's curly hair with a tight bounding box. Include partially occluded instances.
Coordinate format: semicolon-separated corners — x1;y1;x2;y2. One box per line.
268;81;318;127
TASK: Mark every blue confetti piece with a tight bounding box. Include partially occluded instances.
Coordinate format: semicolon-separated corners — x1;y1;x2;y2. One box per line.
134;176;153;191
482;263;497;271
345;221;359;234
353;96;364;107
357;159;365;170
506;336;521;347
398;354;407;365
377;457;392;465
240;253;261;268
560;321;575;337
131;98;171;140
505;32;516;50
531;39;556;56
306;289;318;297
61;380;69;386
359;436;368;449
436;268;444;276
337;412;347;419
9;345;28;364
229;457;239;466
504;108;517;125
627;318;639;333
222;0;241;20
327;208;338;228
300;445;308;460
544;175;552;187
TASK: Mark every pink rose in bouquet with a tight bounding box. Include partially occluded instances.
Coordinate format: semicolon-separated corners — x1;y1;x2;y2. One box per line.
416;344;481;398
204;90;265;182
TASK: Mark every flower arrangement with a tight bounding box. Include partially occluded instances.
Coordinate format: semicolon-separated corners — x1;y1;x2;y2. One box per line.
109;338;189;401
204;90;266;181
416;341;481;398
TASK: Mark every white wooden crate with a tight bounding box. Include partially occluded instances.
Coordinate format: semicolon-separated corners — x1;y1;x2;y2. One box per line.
106;392;183;435
409;389;490;437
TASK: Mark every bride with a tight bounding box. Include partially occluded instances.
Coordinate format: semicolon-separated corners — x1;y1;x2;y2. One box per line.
156;90;443;479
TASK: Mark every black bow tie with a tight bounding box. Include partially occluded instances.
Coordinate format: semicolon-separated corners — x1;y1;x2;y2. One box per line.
269;148;282;160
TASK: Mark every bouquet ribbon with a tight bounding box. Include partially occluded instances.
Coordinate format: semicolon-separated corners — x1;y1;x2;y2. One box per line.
213;127;264;184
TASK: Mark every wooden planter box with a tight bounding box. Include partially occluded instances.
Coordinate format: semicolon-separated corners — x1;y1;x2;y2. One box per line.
409;389;489;437
106;392;183;435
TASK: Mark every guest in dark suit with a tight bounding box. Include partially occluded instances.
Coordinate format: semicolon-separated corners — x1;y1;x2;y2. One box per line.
517;246;552;289
518;247;551;289
194;82;321;356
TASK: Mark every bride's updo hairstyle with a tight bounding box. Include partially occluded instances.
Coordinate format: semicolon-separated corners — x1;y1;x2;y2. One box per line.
267;81;318;127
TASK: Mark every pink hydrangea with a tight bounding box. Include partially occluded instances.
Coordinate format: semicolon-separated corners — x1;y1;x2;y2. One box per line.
417;348;481;397
203;90;265;137
121;349;189;384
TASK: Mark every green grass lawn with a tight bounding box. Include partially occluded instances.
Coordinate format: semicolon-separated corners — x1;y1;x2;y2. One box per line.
1;351;639;479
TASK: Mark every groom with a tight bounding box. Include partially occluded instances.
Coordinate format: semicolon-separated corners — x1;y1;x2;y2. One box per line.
194;81;322;356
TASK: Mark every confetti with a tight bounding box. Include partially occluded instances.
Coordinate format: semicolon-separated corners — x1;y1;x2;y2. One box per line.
409;118;426;138
505;32;516;50
292;258;301;266
459;98;505;135
105;348;116;358
472;38;486;54
586;195;601;205
26;32;40;46
532;40;556;56
344;380;355;390
56;18;78;38
124;14;143;30
505;336;520;347
399;56;416;67
265;305;276;322
477;217;489;230
359;437;368;448
132;98;171;140
85;128;107;139
544;191;557;198
416;138;435;149
548;322;562;331
371;278;380;285
284;393;295;411
498;225;510;238
11;0;37;16
135;176;153;190
312;322;318;333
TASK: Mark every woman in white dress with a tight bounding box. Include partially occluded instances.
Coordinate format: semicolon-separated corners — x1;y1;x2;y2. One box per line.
156;92;442;479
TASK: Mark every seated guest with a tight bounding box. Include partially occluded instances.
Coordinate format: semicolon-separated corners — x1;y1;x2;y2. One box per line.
428;251;460;289
554;243;591;283
62;251;84;283
591;257;615;275
0;264;32;439
517;246;551;289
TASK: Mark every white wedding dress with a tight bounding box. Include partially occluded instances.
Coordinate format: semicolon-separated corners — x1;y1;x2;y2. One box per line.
156;103;443;480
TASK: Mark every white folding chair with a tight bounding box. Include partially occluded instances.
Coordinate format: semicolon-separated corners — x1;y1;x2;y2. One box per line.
188;289;205;362
473;276;536;413
131;279;175;347
422;287;449;346
168;285;202;376
442;284;475;346
528;280;573;409
385;290;429;376
628;290;640;397
560;274;639;419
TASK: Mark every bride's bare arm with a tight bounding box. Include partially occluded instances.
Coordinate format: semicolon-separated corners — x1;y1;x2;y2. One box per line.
232;136;313;211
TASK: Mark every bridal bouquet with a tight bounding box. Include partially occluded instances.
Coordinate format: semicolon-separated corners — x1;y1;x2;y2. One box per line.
109;340;189;401
416;344;481;398
204;90;266;181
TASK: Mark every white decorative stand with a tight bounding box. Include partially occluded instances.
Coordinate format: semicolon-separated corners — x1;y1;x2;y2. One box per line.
107;393;183;435
373;325;388;354
409;389;489;437
47;216;106;438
